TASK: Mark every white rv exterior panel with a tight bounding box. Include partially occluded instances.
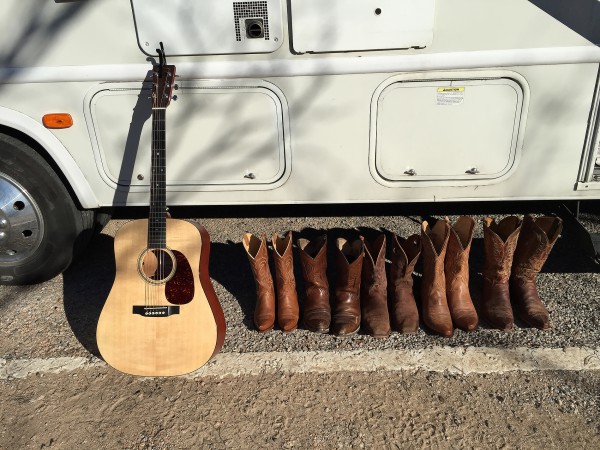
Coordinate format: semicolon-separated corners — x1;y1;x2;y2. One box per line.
372;75;525;185
86;81;289;191
290;0;435;53
131;0;284;56
1;0;600;207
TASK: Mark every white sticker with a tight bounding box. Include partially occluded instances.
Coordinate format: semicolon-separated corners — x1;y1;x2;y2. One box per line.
437;87;465;106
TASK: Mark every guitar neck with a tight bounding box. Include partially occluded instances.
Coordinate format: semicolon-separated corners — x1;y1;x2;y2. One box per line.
148;107;167;249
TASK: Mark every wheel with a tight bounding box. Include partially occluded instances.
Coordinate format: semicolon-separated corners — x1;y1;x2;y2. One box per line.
0;133;97;285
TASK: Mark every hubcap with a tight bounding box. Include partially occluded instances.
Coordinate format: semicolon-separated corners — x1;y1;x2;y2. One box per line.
0;172;44;263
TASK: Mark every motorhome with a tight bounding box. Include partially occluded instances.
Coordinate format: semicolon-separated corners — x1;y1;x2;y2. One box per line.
1;0;600;284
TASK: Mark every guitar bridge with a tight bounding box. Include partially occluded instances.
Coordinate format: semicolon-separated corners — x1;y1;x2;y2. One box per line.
133;306;180;317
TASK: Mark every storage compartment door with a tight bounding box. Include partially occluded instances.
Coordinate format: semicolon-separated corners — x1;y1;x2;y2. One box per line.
87;81;289;191
372;77;524;185
290;0;435;53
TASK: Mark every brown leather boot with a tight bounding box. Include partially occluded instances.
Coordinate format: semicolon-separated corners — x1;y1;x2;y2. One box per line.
361;234;390;338
389;233;421;334
297;235;331;333
482;216;522;331
243;233;276;332
272;232;299;332
510;215;563;330
333;238;364;335
445;216;478;331
421;220;453;337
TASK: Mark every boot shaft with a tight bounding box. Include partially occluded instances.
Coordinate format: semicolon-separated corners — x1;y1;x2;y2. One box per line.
298;235;328;289
421;220;450;283
272;232;297;290
482;216;522;283
512;215;563;280
361;234;387;298
335;238;364;295
389;233;421;288
242;232;274;294
445;216;475;286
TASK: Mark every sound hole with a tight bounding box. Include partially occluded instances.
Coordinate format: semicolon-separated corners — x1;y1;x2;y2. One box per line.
138;248;177;284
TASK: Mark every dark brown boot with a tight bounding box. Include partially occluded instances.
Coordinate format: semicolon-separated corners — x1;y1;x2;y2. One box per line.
445;216;478;331
243;233;276;332
510;215;563;330
482;216;522;331
361;234;390;338
333;238;364;335
421;220;453;337
272;232;299;332
297;235;331;333
389;233;421;334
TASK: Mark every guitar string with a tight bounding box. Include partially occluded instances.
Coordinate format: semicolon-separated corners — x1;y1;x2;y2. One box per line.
158;73;169;307
146;68;172;310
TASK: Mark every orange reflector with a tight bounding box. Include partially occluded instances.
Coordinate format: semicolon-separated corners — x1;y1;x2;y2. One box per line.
42;113;73;129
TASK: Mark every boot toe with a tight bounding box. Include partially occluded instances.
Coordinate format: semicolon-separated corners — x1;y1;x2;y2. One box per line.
370;328;390;338
304;309;331;333
391;310;420;334
333;316;360;335
364;318;391;338
278;316;298;332
424;317;453;337
452;310;479;332
254;315;275;332
484;309;513;331
396;318;419;334
521;310;550;330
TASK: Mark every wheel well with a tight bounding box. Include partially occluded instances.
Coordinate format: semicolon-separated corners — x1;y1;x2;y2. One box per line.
0;124;86;210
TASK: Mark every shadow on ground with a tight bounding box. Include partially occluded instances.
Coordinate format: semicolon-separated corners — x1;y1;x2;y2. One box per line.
62;233;115;358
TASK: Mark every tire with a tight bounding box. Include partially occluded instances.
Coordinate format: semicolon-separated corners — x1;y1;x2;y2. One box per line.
0;133;96;285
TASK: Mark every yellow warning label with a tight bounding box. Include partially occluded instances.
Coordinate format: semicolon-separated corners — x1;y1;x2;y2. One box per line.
437;87;465;93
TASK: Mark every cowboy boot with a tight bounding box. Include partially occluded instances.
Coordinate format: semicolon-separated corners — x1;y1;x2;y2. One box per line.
333;238;364;335
272;232;299;332
445;216;478;331
242;233;276;332
421;220;453;337
361;234;391;338
297;235;331;333
481;216;522;331
510;215;563;330
389;233;421;334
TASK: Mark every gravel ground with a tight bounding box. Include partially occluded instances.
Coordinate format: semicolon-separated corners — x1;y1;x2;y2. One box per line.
1;204;599;449
1;204;598;359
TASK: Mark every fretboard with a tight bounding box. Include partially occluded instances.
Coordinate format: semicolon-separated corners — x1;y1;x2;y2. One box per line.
148;108;166;249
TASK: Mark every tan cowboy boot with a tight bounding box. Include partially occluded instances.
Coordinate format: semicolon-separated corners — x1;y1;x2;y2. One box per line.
445;216;478;331
297;235;331;333
421;220;453;337
510;215;563;330
389;233;421;334
481;216;522;331
272;232;299;332
361;234;391;338
333;238;364;335
243;233;276;332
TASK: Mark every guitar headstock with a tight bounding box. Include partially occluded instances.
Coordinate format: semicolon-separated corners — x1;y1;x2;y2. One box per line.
152;64;176;109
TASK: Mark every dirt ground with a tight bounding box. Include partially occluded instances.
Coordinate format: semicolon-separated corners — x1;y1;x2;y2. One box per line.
1;368;599;449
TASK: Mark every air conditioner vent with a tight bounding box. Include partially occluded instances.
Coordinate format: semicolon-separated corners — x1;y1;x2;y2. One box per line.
233;1;270;41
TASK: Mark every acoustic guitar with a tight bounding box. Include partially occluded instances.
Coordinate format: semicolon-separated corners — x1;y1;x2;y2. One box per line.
97;48;225;376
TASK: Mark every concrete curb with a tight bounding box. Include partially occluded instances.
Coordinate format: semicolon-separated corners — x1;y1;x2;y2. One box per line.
1;347;599;380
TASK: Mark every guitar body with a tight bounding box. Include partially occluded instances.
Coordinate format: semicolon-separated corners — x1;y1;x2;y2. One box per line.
97;218;225;376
